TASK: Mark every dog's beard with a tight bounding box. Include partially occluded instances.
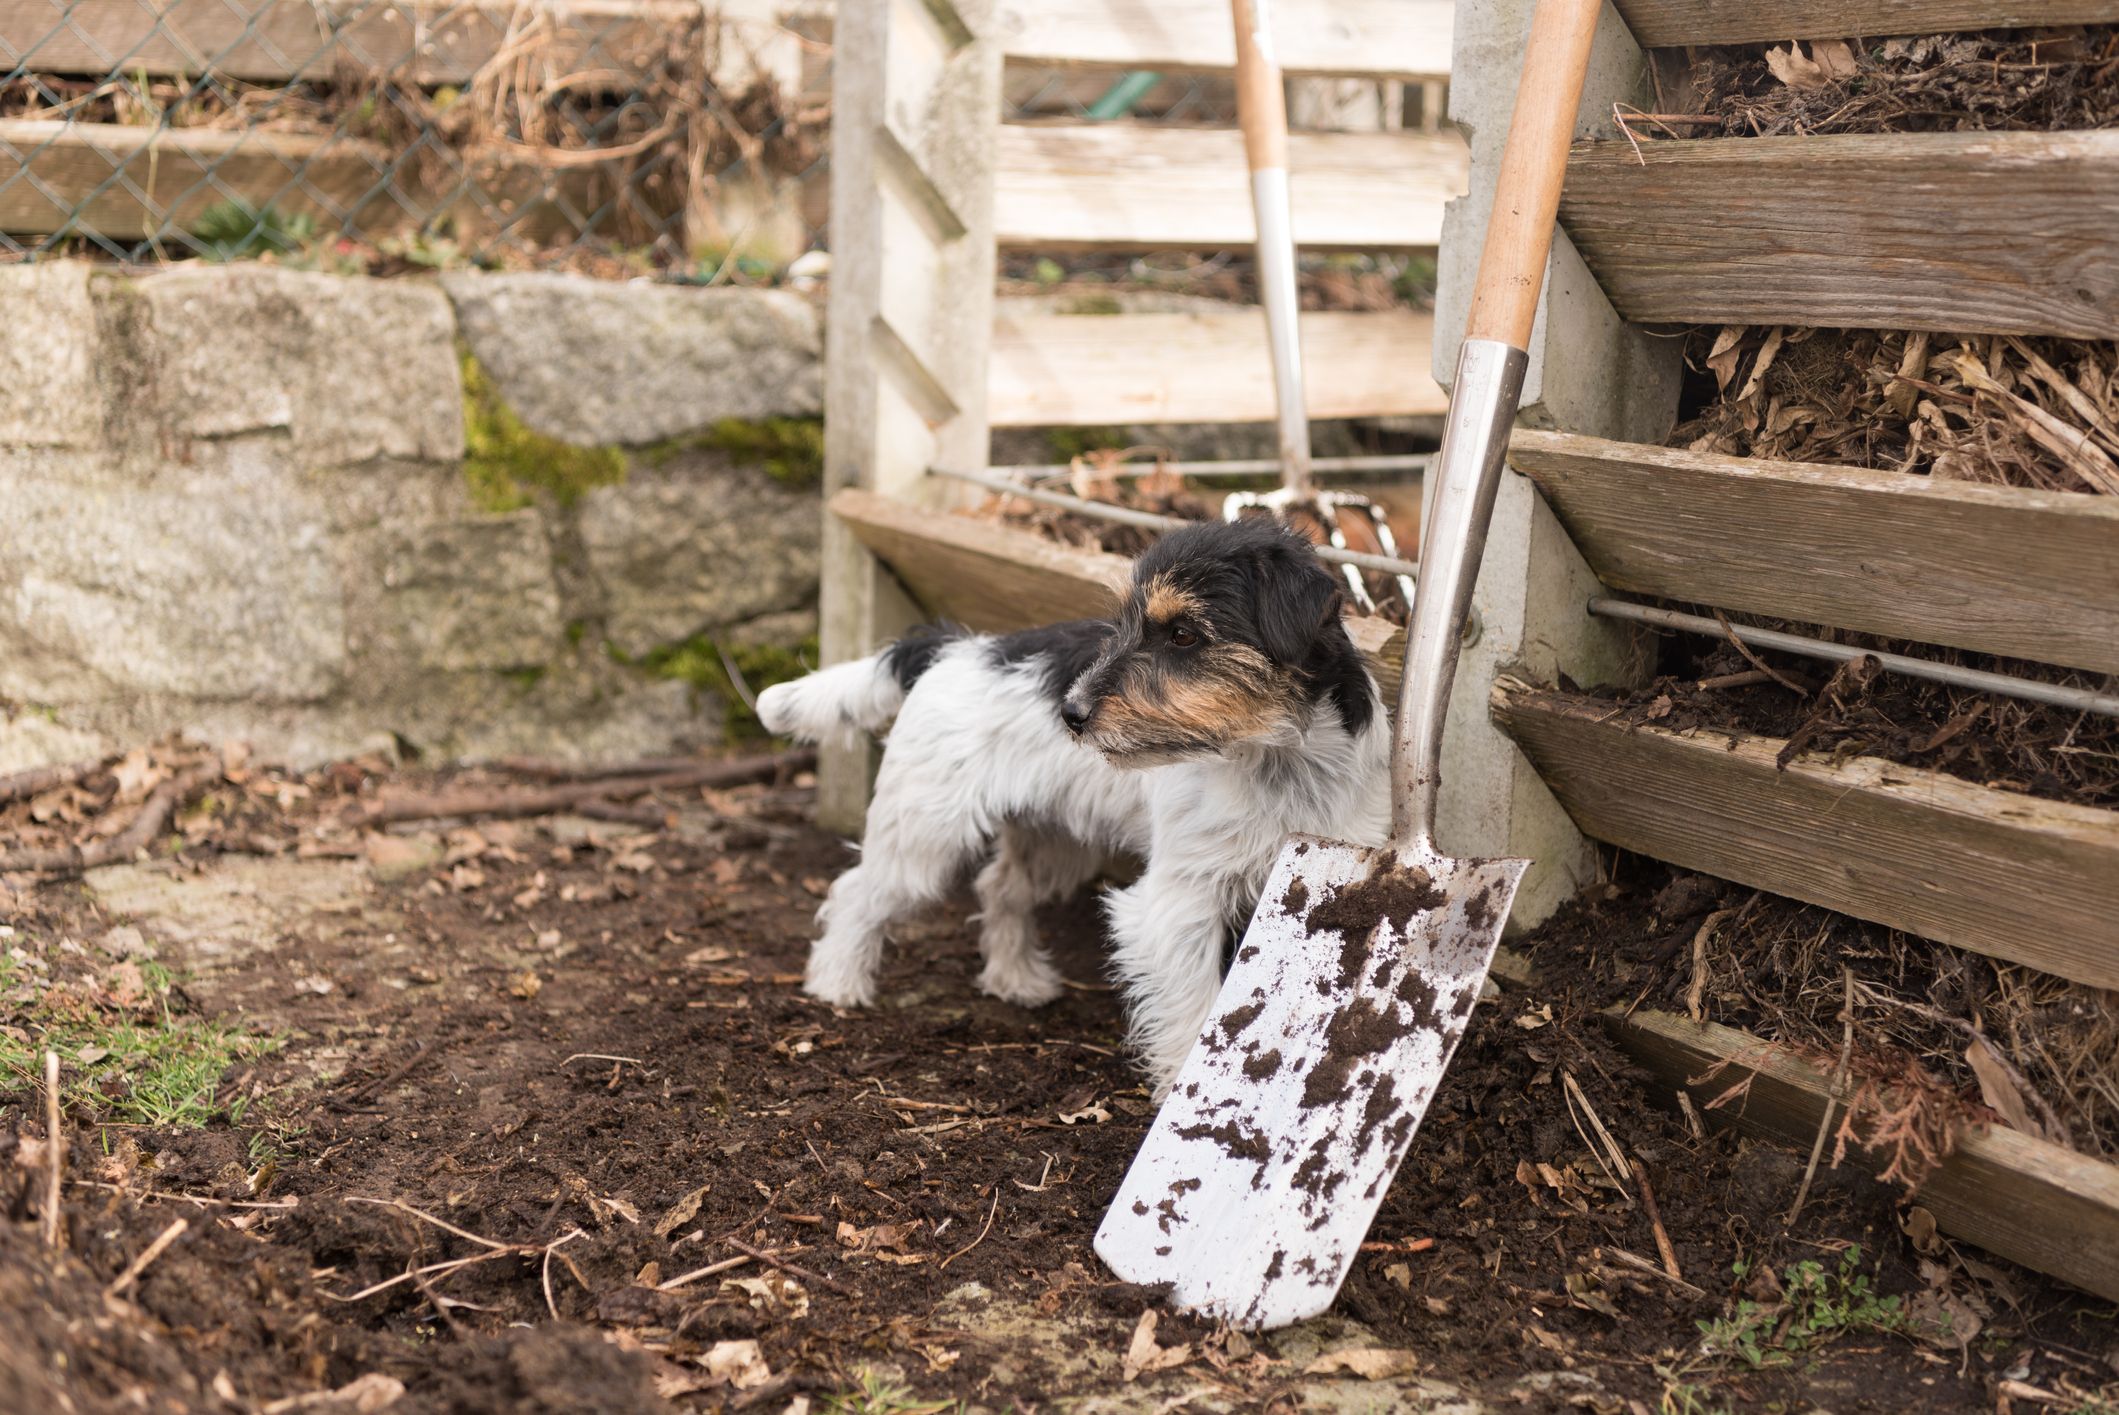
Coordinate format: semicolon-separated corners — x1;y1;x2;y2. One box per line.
1079;649;1307;766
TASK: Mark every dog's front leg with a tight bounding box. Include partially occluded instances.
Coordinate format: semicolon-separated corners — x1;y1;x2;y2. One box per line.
1104;870;1231;1094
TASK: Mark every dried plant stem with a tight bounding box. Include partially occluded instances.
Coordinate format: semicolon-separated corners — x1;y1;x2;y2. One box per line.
108;1217;189;1297
1786;966;1858;1227
42;1051;62;1250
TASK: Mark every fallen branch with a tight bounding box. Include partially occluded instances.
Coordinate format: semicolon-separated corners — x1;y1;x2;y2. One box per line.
1630;1155;1682;1282
345;749;814;827
0;760;224;876
0;755;105;805
492;755;729;781
724;1237;856;1296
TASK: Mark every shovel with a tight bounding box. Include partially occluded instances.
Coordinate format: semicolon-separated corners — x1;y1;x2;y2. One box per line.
1222;0;1416;615
1094;0;1604;1328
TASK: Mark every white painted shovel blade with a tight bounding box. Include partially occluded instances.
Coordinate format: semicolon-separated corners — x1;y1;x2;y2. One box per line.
1094;834;1527;1330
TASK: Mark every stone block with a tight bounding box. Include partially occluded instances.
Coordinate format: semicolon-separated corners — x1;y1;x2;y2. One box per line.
445;273;822;447
578;458;819;658
123;265;464;465
377;512;563;672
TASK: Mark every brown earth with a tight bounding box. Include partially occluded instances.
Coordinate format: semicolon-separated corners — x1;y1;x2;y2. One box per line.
3;757;2116;1413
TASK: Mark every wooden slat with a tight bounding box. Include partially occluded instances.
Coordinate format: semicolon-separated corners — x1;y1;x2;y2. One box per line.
989;308;1446;426
995;123;1465;251
1492;685;2119;991
1560;130;2119;339
0;119;388;239
993;0;1451;80
1610;1010;2119;1304
830;485;1405;672
1611;0;2119;48
1510;430;2119;676
0;0;697;86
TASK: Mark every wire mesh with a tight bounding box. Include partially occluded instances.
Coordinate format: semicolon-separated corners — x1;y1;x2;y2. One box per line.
0;0;832;276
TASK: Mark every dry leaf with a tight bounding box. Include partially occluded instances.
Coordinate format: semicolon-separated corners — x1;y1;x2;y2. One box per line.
1120;1310;1192;1382
684;945;737;967
1513;1004;1553;1030
104;961;150;1009
699;1339;772;1391
721;1274;810;1318
1305;1347;1421;1380
655;1183;711;1237
258;1373;407;1413
508;970;542;1000
1764;40;1856;91
1964;1037;2061;1143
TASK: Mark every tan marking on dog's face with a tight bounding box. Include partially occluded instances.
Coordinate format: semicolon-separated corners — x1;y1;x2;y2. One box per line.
1083;641;1306;765
1141;577;1206;630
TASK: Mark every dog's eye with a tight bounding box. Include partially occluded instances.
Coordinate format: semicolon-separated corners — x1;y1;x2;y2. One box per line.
1169;625;1198;648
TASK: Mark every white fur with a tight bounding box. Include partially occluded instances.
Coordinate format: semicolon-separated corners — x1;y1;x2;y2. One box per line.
756;654;905;751
767;636;1390;1090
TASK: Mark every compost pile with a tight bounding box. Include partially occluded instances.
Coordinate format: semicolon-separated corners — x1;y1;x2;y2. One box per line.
1681;27;2119;136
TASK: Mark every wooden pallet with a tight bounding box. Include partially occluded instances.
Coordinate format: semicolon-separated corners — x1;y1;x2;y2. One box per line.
1608;1010;2119;1305
1611;0;2119;48
994;0;1452;79
1510;430;2119;676
1494;683;2119;992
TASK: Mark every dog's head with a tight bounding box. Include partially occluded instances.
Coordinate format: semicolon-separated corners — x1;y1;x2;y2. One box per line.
1060;517;1372;765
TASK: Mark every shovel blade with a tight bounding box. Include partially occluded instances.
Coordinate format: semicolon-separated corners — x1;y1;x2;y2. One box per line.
1094;834;1527;1329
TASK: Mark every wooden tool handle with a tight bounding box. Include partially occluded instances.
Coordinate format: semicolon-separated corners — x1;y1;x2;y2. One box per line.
1230;0;1287;172
1462;0;1603;350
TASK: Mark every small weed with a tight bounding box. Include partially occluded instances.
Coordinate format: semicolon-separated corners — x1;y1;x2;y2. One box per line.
1696;1248;1906;1371
192;200;317;261
1657;1380;1733;1415
821;1370;958;1415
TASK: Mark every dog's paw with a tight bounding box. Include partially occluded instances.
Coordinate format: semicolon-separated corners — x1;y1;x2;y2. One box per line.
803;959;878;1009
977;954;1067;1009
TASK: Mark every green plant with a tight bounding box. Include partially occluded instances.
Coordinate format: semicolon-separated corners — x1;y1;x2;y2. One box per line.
191;200;317;261
1696;1247;1906;1371
822;1370;958;1415
460;352;627;512
0;1015;280;1128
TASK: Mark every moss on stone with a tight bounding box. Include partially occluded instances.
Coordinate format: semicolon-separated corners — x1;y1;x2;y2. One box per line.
460;351;626;513
643;417;823;490
1061;293;1124;316
630;631;817;741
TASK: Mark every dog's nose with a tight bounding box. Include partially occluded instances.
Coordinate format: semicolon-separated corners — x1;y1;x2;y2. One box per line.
1060;699;1091;735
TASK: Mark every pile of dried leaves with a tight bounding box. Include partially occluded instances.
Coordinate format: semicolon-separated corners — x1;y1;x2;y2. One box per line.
1674;326;2119;495
1620;870;2119;1164
1683;28;2119;136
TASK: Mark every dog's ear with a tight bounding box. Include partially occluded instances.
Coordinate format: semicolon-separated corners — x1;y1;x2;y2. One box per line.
1254;551;1343;666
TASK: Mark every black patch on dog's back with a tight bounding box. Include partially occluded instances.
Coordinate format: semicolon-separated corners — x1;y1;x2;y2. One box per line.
881;624;969;691
987;619;1111;698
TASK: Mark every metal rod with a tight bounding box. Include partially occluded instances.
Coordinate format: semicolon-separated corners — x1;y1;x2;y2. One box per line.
1590;597;2119;720
933;465;1422;581
988;454;1433;483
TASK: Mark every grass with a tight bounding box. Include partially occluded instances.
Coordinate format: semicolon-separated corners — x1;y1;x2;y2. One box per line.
821;1371;960;1415
0;953;279;1129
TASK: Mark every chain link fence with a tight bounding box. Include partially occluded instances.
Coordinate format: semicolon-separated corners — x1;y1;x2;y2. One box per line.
0;3;1435;287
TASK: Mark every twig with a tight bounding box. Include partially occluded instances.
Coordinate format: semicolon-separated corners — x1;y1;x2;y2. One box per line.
43;1051;62;1250
725;1237;857;1296
494;755;729;781
1561;1070;1633;1202
0;760;224;876
563;1053;644;1067
329;1042;435;1109
1629;1156;1682;1282
1785;965;1858;1227
1710;610;1812;696
938;1189;1000;1270
1604;1246;1707;1299
66;1180;297;1210
107;1216;191;1296
346;749;814;827
574;799;670;826
1676;1092;1705;1142
657;1253;755;1291
410;1264;470;1337
715;642;760;712
1685;908;1734;1023
0;755;104;805
1695;669;1778;692
344;1196;512;1251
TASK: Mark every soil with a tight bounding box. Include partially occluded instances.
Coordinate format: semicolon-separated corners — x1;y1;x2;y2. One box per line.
5;757;2117;1413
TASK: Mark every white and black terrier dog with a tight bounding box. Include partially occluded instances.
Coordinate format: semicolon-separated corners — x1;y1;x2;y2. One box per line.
758;517;1391;1088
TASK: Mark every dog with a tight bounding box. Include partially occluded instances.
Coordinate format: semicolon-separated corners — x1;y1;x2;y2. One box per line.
757;517;1391;1088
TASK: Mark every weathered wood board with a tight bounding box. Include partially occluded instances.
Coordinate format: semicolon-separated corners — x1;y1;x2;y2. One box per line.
1609;1009;2119;1304
830;486;1405;676
995;123;1466;251
1611;0;2119;48
992;0;1451;80
1560;130;2119;338
1509;429;2119;675
1493;686;2119;991
0;0;698;85
990;308;1447;427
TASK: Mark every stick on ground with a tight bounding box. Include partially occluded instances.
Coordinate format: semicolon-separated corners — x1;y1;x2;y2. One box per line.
108;1217;189;1296
0;760;224;876
0;755;106;806
42;1050;61;1249
347;749;814;827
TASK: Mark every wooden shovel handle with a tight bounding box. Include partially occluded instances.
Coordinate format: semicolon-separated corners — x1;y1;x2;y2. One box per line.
1230;0;1287;172
1463;0;1603;350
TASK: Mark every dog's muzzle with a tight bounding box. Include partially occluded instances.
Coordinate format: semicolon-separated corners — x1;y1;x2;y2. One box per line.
1060;696;1092;735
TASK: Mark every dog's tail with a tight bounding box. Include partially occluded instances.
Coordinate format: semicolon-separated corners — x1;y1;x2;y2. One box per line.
755;626;964;748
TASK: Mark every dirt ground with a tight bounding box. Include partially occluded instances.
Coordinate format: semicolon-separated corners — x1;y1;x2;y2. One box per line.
4;754;2118;1414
